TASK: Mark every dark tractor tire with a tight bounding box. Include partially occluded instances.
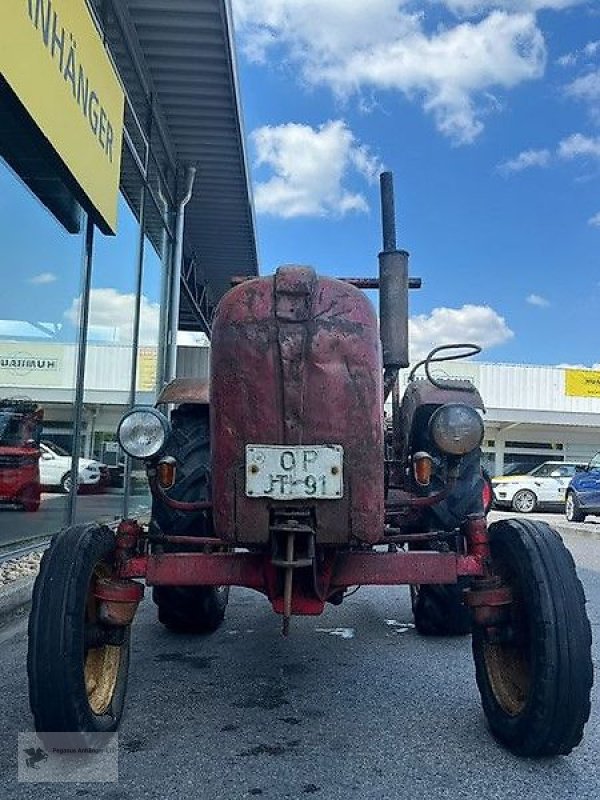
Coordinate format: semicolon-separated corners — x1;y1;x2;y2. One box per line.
427;449;486;530
511;489;536;514
472;518;593;757
151;403;229;633
411;580;472;637
28;524;131;741
152;585;229;634
565;491;586;523
151;404;211;536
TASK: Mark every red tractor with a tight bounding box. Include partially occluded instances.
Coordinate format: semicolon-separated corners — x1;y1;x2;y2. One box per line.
28;174;592;757
0;399;42;512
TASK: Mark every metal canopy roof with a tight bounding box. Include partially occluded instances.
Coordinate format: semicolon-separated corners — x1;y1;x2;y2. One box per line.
96;0;258;331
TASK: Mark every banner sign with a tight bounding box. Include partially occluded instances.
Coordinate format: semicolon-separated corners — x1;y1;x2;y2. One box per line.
0;0;124;233
565;369;600;399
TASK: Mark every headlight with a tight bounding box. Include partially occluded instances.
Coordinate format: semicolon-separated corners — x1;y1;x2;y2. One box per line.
117;407;170;460
429;403;484;456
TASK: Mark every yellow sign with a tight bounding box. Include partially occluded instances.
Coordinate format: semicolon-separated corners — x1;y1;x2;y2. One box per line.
137;348;157;393
0;0;125;233
565;369;600;399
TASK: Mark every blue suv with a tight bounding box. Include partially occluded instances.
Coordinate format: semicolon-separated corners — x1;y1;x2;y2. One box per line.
565;453;600;522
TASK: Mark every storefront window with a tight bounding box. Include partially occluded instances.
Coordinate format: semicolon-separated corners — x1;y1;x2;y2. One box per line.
0;162;83;544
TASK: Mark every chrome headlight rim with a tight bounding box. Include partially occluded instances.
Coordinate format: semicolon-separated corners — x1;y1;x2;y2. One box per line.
117;407;170;460
429;403;484;457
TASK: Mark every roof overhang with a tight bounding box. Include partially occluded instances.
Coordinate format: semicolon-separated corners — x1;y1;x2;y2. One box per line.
94;0;258;330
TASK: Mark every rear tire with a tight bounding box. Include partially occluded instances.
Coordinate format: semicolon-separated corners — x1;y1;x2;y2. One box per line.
153;585;229;633
28;524;130;740
151;403;229;633
565;491;585;523
472;518;593;756
411;581;471;636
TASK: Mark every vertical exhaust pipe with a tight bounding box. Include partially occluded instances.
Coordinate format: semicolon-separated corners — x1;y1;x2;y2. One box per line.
379;172;409;382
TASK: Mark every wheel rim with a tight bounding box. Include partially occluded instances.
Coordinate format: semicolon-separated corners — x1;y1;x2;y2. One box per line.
483;641;530;716
515;491;534;513
566;495;574;521
63;476;72;493
83;566;124;716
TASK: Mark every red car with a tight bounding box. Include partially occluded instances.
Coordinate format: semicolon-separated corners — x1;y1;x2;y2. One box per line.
0;400;42;512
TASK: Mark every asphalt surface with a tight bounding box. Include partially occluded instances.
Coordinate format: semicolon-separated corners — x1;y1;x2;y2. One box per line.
0;493;151;548
0;515;598;799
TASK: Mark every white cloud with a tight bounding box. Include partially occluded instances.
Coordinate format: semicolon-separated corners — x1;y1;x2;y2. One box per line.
251;120;382;218
409;304;514;360
28;272;57;285
526;293;551;307
439;1;584;13
584;40;600;57
556;52;578;67
64;288;159;345
558;132;600;159
589;211;600;227
498;148;551;174
566;68;600;120
233;2;546;144
557;362;600;370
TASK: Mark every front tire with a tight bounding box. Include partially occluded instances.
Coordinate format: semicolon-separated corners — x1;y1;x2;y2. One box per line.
472;518;593;756
28;524;131;739
511;489;536;514
565;492;585;523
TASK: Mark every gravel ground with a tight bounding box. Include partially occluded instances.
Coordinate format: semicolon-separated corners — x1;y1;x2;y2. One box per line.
0;553;42;588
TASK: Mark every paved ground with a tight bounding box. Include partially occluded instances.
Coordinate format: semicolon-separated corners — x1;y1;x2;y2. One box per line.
0;518;598;799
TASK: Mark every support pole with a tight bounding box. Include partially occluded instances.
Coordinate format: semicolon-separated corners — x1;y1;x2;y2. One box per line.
166;165;196;383
122;179;148;520
67;216;95;526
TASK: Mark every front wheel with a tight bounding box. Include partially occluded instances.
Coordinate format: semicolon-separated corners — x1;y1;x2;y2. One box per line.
472;518;593;757
511;489;536;513
28;524;131;739
565;492;585;523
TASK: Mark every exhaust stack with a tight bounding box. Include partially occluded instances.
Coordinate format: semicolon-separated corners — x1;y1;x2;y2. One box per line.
378;171;409;371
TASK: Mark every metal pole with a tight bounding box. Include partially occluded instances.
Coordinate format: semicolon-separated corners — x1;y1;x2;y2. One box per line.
66;215;95;526
166;165;196;383
156;193;174;392
122;182;148;519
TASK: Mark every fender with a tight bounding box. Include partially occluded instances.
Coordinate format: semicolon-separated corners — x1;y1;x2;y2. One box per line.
156;378;209;406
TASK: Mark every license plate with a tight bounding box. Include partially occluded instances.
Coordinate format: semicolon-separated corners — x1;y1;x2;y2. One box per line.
246;445;343;500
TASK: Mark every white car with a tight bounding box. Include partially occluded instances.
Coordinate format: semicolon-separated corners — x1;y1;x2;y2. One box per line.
492;461;585;513
39;441;108;493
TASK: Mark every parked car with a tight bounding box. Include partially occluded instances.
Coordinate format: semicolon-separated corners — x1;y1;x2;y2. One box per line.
565;453;600;522
39;441;108;493
492;460;585;513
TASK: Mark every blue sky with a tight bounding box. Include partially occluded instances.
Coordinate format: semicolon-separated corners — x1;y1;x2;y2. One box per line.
1;1;599;366
231;0;600;367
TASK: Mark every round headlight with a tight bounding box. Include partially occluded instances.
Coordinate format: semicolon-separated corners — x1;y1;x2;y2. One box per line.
117;408;170;460
429;403;484;456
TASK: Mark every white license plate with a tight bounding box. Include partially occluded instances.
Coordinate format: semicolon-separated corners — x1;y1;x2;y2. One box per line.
246;445;343;500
